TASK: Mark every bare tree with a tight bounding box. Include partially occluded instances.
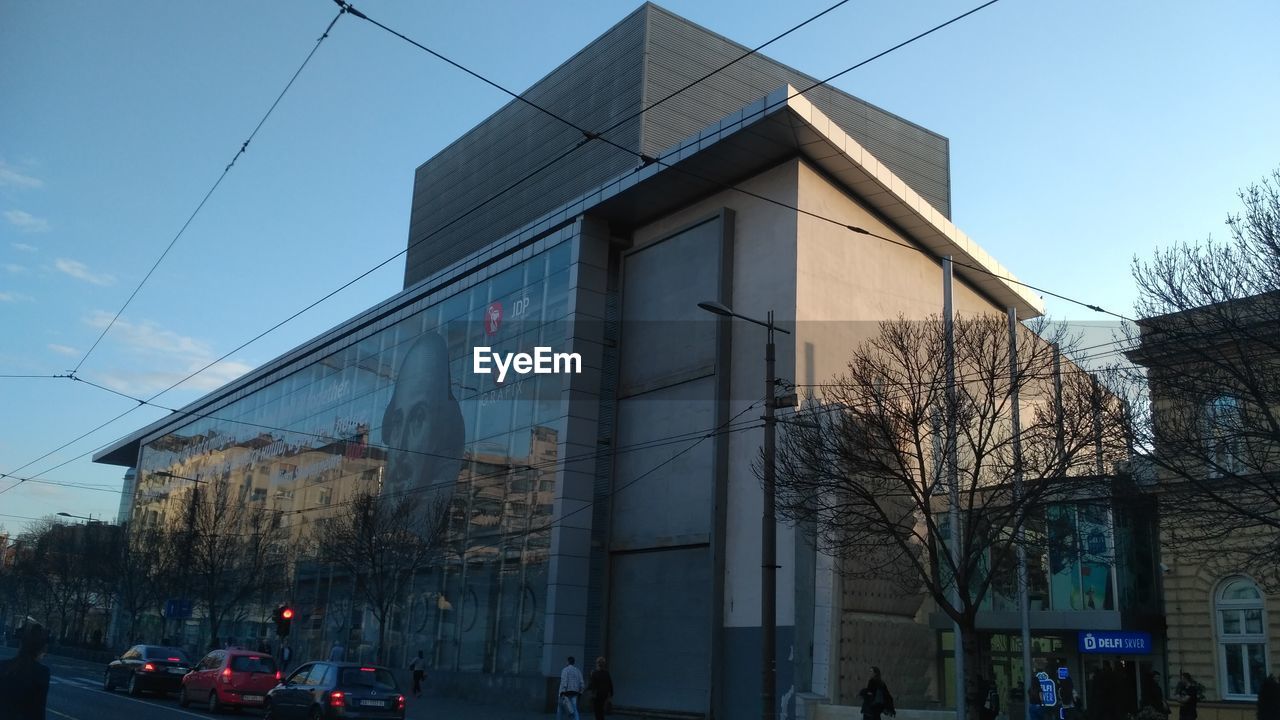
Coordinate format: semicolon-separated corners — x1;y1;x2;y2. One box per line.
313;491;448;663
111;523;168;646
772;315;1129;718
183;481;285;648
1124;167;1280;585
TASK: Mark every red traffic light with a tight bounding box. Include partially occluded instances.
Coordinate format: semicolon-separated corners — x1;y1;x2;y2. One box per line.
281;607;294;620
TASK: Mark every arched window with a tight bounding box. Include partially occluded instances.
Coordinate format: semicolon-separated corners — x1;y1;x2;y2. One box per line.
1216;577;1269;699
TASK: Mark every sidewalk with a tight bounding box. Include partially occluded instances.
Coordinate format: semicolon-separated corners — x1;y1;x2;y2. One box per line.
407;692;551;719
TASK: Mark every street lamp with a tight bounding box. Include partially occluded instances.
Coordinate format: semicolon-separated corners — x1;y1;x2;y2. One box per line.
56;511;96;522
698;300;792;720
155;471;208;483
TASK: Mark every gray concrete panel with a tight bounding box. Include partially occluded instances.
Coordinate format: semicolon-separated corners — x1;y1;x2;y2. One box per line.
608;547;714;713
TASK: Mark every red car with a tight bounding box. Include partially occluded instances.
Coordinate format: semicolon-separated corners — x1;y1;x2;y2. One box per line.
179;648;281;712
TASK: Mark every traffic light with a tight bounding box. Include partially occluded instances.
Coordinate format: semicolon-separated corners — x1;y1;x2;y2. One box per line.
274;605;294;638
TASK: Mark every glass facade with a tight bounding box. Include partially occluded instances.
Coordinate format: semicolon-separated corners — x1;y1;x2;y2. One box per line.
131;241;575;674
977;496;1160;616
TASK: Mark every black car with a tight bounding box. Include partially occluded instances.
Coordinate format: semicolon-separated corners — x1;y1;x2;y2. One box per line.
265;662;405;720
103;644;193;696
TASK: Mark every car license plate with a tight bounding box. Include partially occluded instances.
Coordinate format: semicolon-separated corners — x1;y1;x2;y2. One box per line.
242;694;263;702
168;668;186;675
360;699;387;707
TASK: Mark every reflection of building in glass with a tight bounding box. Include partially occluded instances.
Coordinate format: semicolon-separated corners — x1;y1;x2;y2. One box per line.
94;4;1168;717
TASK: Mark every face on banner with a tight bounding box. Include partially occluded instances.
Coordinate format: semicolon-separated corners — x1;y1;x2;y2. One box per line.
380;332;466;518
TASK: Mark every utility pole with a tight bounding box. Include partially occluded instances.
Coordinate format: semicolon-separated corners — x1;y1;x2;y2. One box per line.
763;309;777;720
697;301;792;720
943;257;965;720
1009;308;1032;720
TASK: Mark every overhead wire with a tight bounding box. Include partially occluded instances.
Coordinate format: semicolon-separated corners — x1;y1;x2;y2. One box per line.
5;0;1144;514
71;6;350;375
0;0;867;502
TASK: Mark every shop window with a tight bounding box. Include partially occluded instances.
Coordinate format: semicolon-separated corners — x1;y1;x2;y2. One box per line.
1216;577;1268;699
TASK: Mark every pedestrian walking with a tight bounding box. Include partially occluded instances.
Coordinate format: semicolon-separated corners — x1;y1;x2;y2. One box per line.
1141;670;1170;717
557;655;585;720
329;640;345;661
409;651;426;698
980;674;1001;720
1174;673;1202;720
588;656;614;720
859;666;896;720
1259;674;1280;720
0;623;50;720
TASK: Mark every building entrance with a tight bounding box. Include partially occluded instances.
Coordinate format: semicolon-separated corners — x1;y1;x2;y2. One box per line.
1081;657;1158;719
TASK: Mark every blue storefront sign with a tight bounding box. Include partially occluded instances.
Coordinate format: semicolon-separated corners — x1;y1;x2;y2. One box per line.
1036;672;1057;706
1078;631;1152;654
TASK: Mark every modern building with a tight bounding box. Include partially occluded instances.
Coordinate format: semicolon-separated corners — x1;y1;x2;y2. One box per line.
94;4;1154;717
1129;294;1280;720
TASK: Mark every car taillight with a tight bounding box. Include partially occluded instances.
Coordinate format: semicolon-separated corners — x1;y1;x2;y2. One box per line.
396;694;406;711
360;667;376;672
275;670;282;681
143;662;156;672
328;690;345;707
167;657;181;662
220;666;231;683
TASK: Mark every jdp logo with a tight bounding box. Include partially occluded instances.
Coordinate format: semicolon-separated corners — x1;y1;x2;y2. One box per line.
485;301;503;335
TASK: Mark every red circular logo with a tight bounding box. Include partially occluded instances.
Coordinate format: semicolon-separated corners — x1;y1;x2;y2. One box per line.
485;301;503;335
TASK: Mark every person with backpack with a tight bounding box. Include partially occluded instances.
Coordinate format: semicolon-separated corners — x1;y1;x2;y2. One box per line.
859;666;896;720
1174;672;1203;720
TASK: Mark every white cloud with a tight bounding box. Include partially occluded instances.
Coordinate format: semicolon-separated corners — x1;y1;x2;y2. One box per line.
0;291;33;303
82;312;255;395
55;258;115;286
0;162;43;189
47;343;78;356
4;264;27;274
11;243;37;252
4;210;49;233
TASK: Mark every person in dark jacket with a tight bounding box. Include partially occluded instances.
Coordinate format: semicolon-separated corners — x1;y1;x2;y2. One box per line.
1141;670;1170;717
1174;673;1202;720
587;656;614;720
859;667;896;720
1258;674;1280;720
0;623;50;720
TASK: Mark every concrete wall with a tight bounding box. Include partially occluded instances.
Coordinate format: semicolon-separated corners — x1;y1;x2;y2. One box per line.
405;4;952;288
1162;527;1280;703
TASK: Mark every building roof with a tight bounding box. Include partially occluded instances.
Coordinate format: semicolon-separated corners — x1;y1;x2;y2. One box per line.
404;2;953;286
95;84;1040;469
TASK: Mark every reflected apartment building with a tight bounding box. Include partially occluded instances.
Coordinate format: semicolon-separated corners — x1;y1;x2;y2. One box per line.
96;4;1164;717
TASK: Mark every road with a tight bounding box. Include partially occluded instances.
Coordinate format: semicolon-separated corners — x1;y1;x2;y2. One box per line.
1;647;230;720
0;647;553;719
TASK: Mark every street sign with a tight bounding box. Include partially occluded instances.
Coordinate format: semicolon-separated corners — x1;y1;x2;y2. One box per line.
164;598;193;619
1037;671;1057;707
1078;631;1152;654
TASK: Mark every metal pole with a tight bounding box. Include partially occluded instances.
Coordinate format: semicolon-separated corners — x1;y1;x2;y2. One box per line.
763;310;778;720
943;258;965;720
1009;308;1032;720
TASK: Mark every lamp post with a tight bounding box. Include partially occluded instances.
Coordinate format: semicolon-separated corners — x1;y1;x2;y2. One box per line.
698;300;792;720
56;511;96;522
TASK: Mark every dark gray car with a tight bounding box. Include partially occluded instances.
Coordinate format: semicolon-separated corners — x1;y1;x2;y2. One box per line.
265;662;405;719
102;644;192;696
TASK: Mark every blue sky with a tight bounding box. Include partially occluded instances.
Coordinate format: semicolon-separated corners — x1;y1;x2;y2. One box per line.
2;0;1278;533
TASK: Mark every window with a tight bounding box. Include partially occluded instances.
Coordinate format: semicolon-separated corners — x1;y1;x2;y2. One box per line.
1216;577;1269;699
1206;395;1243;477
230;655;276;674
